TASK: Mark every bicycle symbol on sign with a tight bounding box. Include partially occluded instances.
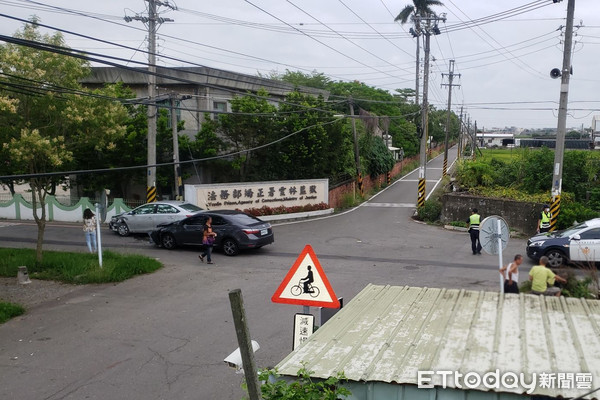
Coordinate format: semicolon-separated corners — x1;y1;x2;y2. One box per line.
290;265;320;298
290;280;320;298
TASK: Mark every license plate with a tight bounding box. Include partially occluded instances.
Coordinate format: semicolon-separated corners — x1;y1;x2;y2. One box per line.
261;229;268;235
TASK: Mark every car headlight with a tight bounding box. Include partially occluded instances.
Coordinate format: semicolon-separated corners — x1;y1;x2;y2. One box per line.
529;241;545;247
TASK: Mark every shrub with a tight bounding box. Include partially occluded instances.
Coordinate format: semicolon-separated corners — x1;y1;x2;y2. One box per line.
448;221;467;228
557;201;600;230
561;272;595;299
257;366;351;400
417;199;442;223
242;202;329;217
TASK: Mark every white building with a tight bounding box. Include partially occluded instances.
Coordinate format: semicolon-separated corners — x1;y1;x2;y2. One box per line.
476;132;515;147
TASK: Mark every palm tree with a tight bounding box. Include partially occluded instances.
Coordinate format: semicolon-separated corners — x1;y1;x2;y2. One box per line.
395;0;443;106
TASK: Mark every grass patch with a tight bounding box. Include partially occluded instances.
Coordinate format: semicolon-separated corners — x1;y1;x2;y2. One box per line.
479;147;523;162
0;248;162;284
0;302;25;324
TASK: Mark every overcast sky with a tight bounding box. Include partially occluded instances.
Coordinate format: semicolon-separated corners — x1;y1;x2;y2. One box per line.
1;0;598;130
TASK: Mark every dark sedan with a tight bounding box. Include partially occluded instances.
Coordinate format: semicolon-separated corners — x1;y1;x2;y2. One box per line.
149;210;274;256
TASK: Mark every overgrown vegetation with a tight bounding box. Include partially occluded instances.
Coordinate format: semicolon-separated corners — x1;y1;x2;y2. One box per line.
417;199;442;223
0;248;162;284
0;302;25;324
257;366;351;400
455;148;600;228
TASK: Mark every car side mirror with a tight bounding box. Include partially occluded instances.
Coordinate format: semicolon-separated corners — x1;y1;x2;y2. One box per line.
572;234;581;240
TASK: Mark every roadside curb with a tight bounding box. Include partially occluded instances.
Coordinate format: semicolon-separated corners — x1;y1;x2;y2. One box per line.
261;208;335;223
444;225;468;232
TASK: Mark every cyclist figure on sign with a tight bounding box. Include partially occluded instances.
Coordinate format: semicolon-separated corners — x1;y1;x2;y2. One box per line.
301;265;314;293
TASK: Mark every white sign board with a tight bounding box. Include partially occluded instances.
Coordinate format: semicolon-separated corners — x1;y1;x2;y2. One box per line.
185;179;328;211
293;313;315;350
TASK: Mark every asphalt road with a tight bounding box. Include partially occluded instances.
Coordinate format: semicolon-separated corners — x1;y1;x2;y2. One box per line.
0;147;533;400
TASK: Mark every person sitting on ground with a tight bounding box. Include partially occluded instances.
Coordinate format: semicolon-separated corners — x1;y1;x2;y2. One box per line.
528;256;567;296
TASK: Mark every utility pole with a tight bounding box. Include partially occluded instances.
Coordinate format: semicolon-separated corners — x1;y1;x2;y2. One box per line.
414;13;446;209
458;106;464;158
550;0;575;231
125;0;174;203
441;60;460;177
170;94;191;200
473;121;478;160
349;98;363;197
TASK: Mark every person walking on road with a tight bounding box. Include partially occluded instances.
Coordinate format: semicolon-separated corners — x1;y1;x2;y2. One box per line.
500;254;523;294
199;216;217;264
83;208;97;253
537;205;552;234
529;256;567;296
467;208;482;255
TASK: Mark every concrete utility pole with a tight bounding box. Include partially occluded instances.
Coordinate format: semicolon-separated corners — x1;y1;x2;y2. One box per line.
349;98;363;197
415;13;446;209
125;0;174;203
550;0;576;231
413;23;421;106
458;106;464;158
441;60;460;177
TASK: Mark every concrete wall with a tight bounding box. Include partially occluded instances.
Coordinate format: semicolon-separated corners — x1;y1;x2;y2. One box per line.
441;193;543;235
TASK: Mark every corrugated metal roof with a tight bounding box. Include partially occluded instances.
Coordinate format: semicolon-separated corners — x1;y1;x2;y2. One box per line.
276;285;600;399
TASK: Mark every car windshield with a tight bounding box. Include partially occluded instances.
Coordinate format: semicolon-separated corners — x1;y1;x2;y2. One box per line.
555;222;589;238
180;203;203;212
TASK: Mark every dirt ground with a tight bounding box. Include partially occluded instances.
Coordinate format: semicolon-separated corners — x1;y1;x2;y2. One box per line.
0;277;83;309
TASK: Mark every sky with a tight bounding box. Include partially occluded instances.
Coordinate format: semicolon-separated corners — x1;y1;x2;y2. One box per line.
0;0;599;130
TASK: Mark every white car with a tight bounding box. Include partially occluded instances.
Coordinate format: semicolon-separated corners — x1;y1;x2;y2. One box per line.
109;201;203;236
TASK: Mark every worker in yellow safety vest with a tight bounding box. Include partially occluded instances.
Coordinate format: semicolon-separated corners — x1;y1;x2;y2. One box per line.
466;208;482;255
537;205;551;234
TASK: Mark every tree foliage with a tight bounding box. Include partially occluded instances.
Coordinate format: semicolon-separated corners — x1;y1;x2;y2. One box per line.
0;20;128;262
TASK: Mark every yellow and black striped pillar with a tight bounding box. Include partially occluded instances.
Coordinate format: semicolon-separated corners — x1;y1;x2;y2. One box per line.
549;195;560;232
357;173;364;197
387;171;391;186
417;178;426;208
147;186;157;203
442;157;448;178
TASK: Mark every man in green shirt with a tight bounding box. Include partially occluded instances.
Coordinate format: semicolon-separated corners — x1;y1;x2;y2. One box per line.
529;256;567;296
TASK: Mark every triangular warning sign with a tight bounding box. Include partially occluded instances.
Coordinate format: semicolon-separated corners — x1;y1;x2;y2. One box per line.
272;244;340;308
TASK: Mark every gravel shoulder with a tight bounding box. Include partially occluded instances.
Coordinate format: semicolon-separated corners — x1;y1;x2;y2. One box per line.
0;277;85;309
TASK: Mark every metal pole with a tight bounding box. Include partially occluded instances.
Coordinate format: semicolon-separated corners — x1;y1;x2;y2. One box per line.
550;0;575;232
229;289;261;400
146;0;158;203
417;18;431;209
171;96;182;200
497;219;503;294
95;203;103;268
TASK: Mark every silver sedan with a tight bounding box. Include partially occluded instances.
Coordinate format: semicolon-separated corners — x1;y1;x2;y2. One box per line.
109;201;203;236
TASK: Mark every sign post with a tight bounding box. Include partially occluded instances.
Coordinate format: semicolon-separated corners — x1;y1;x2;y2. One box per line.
479;216;510;294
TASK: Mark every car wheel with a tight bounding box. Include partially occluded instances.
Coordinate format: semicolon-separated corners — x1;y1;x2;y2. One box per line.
117;223;130;237
161;233;177;250
545;249;567;268
222;238;239;256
